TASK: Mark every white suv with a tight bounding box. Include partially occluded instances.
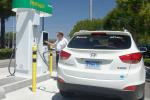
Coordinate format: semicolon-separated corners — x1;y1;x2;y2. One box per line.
57;31;145;100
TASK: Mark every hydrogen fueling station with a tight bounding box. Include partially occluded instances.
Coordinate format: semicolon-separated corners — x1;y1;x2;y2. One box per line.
0;1;150;100
11;0;53;78
0;1;54;98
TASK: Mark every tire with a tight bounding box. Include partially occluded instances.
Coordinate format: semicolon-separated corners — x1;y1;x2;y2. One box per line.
139;94;145;100
60;90;74;98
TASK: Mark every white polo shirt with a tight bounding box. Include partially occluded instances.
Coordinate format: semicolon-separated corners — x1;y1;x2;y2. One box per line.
55;37;68;52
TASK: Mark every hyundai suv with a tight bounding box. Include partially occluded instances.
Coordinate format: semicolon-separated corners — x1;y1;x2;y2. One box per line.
57;31;145;100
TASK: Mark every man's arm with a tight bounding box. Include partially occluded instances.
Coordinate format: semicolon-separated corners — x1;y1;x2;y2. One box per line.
45;41;56;47
60;38;68;49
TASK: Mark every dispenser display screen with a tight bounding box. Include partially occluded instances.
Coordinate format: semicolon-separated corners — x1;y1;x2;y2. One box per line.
43;32;48;45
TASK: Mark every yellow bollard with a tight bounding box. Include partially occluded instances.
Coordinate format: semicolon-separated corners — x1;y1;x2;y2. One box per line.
32;44;37;92
49;46;53;76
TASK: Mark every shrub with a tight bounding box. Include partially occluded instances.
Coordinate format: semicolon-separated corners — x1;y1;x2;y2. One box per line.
0;48;12;59
144;58;150;67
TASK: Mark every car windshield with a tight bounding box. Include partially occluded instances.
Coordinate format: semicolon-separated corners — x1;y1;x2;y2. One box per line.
68;34;131;49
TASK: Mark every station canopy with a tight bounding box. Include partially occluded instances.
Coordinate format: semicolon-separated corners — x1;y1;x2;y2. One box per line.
12;0;52;17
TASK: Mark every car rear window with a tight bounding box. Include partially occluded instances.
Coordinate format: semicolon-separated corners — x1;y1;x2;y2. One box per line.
68;34;131;49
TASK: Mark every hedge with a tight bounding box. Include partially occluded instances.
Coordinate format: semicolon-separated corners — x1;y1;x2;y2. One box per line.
0;48;13;59
144;58;150;67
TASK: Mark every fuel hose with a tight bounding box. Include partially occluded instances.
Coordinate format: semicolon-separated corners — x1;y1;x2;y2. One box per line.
8;48;16;76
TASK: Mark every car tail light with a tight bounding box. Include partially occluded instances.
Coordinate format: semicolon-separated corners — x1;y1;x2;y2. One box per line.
123;85;137;91
119;52;142;64
60;50;71;60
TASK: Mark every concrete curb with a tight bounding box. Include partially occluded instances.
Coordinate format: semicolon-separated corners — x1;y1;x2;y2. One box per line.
0;59;10;63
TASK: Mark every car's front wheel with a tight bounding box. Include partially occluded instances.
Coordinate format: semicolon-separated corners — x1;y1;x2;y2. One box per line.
60;90;74;98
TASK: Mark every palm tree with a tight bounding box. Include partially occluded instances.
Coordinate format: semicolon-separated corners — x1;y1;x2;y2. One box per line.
0;0;14;48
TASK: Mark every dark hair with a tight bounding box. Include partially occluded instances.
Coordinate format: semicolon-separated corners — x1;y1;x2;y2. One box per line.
57;32;64;37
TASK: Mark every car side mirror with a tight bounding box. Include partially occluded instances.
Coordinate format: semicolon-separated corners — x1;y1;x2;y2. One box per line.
138;47;147;53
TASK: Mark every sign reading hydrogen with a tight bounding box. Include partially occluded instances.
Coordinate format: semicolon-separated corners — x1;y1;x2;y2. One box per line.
12;0;52;16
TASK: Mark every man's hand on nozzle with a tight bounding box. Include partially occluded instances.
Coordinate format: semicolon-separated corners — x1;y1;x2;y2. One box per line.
45;41;49;44
45;41;54;46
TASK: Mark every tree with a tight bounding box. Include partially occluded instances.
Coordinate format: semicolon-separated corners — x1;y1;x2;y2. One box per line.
5;32;16;48
70;19;102;37
0;0;14;48
103;0;150;44
70;0;150;44
139;1;150;44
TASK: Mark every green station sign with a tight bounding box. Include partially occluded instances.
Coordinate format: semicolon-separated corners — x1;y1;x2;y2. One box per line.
12;0;52;16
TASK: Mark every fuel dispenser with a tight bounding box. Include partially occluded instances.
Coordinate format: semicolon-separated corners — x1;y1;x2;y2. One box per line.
43;31;49;46
42;31;53;76
36;31;50;75
8;26;51;76
11;0;53;78
9;0;53;92
42;31;49;66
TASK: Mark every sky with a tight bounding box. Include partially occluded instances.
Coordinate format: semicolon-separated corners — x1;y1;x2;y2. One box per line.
5;0;116;39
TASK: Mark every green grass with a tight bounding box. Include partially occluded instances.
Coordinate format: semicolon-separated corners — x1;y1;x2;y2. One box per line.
144;58;150;67
144;58;150;62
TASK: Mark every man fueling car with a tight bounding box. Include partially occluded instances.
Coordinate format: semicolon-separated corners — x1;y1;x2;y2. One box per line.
45;32;68;66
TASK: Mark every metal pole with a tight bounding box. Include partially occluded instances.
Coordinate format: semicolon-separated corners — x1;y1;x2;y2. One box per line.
49;46;53;76
32;44;37;92
89;0;93;20
12;17;15;49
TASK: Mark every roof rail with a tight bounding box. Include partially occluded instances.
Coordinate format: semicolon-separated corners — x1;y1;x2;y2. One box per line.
123;28;129;32
79;30;88;32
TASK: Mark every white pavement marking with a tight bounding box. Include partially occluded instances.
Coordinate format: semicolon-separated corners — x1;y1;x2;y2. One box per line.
145;98;150;100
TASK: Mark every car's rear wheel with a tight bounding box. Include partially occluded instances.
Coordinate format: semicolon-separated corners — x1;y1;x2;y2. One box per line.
138;95;144;100
60;90;74;98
